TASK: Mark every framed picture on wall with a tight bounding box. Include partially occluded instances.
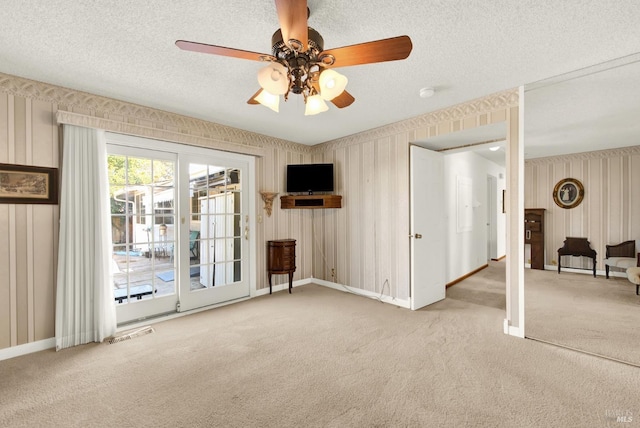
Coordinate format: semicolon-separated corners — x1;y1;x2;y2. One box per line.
0;163;59;204
552;178;584;209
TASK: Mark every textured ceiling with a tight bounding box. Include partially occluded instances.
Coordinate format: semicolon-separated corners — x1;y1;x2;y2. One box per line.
1;1;640;149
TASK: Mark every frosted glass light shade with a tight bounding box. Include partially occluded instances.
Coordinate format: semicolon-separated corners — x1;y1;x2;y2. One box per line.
304;94;329;116
254;90;280;112
318;69;348;100
257;62;289;95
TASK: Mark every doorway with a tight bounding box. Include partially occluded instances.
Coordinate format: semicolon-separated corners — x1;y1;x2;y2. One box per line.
487;174;498;261
106;133;255;324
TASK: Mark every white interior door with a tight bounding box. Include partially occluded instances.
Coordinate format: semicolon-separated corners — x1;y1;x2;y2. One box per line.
487;175;498;260
410;145;446;310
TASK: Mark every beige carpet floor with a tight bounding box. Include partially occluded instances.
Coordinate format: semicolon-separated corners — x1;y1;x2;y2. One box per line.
525;266;640;366
1;265;639;427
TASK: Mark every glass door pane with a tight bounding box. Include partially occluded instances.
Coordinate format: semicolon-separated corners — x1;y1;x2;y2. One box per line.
108;151;178;323
179;161;249;311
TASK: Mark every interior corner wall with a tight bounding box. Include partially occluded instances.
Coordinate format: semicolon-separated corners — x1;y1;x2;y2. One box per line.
311;134;412;300
444;152;506;282
0;72;519;353
256;146;314;291
0;73;312;352
524;145;640;270
313;89;518;302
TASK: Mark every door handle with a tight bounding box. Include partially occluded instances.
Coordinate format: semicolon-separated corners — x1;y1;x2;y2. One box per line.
409;233;423;239
526;230;531;240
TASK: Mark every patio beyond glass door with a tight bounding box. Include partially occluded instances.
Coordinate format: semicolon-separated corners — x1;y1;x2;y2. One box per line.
177;159;250;311
108;149;179;324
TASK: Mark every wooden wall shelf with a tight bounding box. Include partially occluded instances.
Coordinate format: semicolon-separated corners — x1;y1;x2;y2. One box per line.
280;194;342;209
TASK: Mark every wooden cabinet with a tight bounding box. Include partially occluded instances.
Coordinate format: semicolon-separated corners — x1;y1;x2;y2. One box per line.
280;194;342;209
525;208;545;270
267;239;296;294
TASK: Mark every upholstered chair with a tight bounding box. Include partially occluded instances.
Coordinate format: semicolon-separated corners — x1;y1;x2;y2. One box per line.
627;259;640;295
604;240;640;279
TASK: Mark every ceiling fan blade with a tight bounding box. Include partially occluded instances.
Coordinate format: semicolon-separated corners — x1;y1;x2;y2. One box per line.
247;89;262;105
320;35;413;68
274;0;308;51
176;40;272;62
331;90;355;108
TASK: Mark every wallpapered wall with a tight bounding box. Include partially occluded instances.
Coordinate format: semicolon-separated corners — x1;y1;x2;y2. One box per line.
0;72;517;351
525;146;640;270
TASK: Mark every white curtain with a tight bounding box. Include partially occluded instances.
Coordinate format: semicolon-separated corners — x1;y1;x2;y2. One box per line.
55;125;116;350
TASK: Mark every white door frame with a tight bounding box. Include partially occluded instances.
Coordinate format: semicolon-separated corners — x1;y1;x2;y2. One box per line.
177;153;255;312
106;132;256;322
487;174;498;260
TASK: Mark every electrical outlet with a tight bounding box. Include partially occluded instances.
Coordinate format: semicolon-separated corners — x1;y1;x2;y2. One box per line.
331;268;336;278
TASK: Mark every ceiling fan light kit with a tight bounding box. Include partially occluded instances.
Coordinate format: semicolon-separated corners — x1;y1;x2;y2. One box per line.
254;89;280;112
176;0;413;115
318;69;348;101
257;62;289;95
304;94;329;116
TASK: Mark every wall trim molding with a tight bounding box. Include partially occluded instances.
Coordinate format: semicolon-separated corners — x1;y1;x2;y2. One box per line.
0;72;311;155
0;338;55;361
446;264;489;288
254;278;312;296
314;88;519;152
312;278;411;309
525;145;640;166
0;72;519;157
56;110;267;157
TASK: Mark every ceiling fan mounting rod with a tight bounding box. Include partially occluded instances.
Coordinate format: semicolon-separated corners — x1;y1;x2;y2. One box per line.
269;27;328;101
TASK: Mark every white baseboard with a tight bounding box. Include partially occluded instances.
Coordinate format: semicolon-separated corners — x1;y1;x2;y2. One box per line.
253;278;312;297
2;277;406;360
542;265;627;278
311;278;411;309
0;338;55;361
253;277;411;309
503;319;524;338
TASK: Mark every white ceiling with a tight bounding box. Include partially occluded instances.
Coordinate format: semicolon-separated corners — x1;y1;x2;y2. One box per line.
1;1;640;149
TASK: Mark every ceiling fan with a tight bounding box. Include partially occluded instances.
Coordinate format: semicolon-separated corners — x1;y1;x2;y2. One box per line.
176;0;413;115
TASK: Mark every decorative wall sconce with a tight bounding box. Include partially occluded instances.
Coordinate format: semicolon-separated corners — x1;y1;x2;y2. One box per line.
260;191;278;217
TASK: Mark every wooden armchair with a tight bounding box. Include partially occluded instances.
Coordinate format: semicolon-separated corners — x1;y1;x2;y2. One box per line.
604;240;640;278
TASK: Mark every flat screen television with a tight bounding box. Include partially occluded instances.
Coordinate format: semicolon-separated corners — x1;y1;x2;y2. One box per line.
286;163;334;194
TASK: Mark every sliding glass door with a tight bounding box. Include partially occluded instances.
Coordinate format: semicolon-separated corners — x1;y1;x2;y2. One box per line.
108;146;178;323
177;157;250;312
107;133;254;324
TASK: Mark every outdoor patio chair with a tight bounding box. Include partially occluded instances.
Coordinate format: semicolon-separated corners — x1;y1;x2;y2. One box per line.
189;230;200;259
168;230;200;262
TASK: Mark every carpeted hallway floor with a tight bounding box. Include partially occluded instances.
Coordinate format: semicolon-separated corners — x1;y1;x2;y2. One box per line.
1;263;638;427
